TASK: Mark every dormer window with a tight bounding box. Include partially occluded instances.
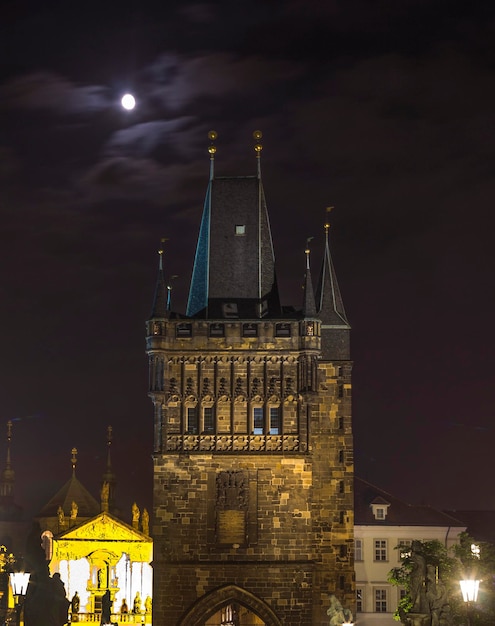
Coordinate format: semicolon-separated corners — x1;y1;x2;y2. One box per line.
370;499;390;520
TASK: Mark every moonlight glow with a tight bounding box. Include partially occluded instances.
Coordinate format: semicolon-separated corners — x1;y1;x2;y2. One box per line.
121;94;136;110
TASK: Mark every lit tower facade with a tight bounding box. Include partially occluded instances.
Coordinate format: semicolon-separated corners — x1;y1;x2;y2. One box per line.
146;132;354;626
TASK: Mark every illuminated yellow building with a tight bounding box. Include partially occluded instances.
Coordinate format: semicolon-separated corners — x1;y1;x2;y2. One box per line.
48;512;152;621
35;442;153;623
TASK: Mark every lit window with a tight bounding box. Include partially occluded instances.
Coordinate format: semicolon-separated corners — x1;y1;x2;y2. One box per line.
471;543;481;559
235;225;246;235
356;588;363;612
399;540;412;560
269;407;280;434
374;588;387;612
374;539;387;561
253;407;264;434
355;539;363;561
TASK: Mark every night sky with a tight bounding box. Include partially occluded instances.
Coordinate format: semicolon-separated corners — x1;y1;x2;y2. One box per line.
1;1;494;522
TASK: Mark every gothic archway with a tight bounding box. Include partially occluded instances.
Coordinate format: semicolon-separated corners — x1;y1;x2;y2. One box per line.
178;584;282;626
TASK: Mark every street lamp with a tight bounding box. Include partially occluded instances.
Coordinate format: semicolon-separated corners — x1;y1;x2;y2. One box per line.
9;570;30;626
459;578;480;626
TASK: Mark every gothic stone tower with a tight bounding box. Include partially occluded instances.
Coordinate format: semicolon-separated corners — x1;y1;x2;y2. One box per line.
146;132;354;626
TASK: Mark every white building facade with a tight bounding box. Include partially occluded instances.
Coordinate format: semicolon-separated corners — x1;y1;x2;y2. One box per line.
354;477;466;626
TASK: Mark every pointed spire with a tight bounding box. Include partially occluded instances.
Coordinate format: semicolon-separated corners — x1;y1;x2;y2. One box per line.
150;240;169;319
208;130;217;181
167;275;178;312
101;425;116;513
316;210;350;327
302;238;317;317
71;447;78;477
253;130;263;179
0;421;15;499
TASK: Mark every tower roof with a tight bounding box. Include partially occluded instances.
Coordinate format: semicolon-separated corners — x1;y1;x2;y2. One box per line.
302;241;317;318
37;448;99;519
315;221;350;328
187;132;281;319
0;421;21;521
149;245;169;319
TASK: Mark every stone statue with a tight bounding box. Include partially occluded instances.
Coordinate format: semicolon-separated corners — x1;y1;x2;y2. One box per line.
426;564;451;626
326;594;353;625
71;591;80;622
57;506;65;527
70;501;78;520
141;508;149;535
133;591;142;613
145;595;152;613
410;541;429;614
132;502;140;527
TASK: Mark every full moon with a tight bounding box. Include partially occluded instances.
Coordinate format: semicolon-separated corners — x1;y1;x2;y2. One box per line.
121;93;136;110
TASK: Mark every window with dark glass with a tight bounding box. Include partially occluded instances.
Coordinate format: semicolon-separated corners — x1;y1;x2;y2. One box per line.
374;589;387;612
269;407;280;434
176;323;192;337
203;407;214;434
186;407;198;434
253;407;264;434
243;323;258;337
374;539;388;561
275;323;291;337
209;323;225;337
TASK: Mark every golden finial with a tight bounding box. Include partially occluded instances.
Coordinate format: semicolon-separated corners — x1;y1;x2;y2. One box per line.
159;237;169;255
253;130;263;153
208;130;217;155
107;425;113;445
71;447;78;474
305;236;314;255
324;206;334;232
6;421;12;443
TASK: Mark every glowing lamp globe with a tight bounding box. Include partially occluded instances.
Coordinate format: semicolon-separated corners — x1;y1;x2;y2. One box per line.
9;571;30;596
121;93;136;110
460;579;480;603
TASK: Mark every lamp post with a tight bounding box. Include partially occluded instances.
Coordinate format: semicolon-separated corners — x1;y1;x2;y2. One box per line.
9;570;30;626
459;578;480;626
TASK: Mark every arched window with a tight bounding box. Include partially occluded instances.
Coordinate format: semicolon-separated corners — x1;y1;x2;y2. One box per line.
41;530;53;561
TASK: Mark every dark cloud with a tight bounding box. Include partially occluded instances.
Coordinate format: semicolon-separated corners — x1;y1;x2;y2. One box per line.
0;72;111;114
